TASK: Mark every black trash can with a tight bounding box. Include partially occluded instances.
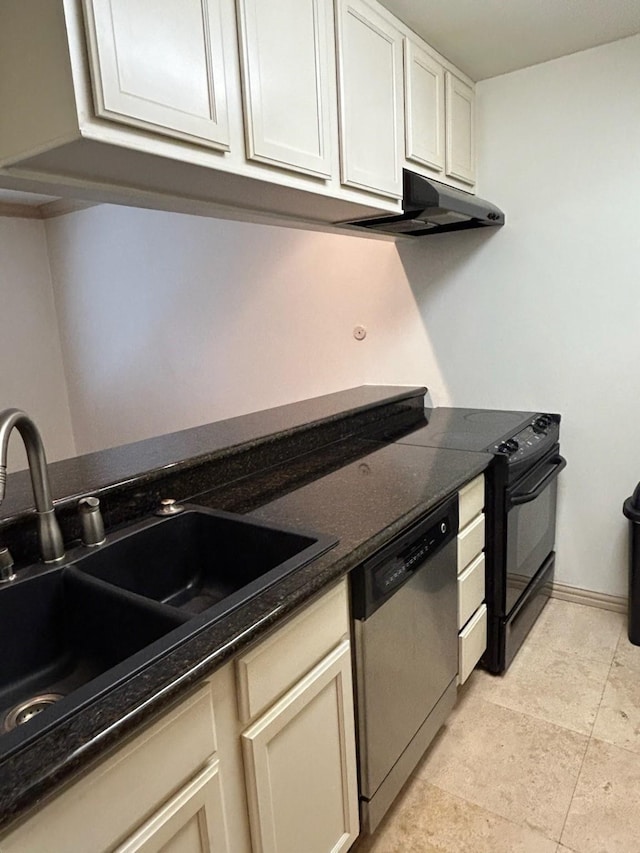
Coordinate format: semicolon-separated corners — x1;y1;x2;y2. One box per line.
623;482;640;646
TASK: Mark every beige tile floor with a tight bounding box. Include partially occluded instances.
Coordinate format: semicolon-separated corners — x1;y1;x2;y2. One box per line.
354;598;640;853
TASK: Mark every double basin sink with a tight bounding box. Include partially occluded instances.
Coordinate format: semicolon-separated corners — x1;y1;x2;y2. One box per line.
0;505;335;754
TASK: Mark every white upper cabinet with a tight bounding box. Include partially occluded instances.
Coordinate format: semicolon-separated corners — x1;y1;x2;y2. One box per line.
236;0;332;178
0;0;476;226
83;0;231;150
335;0;403;199
445;71;476;186
403;37;445;174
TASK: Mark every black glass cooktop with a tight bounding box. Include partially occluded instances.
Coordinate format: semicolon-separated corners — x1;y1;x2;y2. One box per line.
396;407;537;453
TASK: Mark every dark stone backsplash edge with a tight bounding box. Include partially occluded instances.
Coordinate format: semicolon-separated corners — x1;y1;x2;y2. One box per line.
0;388;426;567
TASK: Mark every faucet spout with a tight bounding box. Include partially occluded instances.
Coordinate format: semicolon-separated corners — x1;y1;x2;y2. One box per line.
0;409;65;563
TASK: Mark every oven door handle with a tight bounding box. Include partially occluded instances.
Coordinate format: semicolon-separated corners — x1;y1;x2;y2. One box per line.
510;455;567;506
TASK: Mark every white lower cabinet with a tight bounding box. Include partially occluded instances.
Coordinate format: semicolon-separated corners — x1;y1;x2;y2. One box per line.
0;580;358;853
457;474;487;684
0;683;225;853
242;640;359;853
458;552;485;629
458;603;488;686
115;760;230;853
237;579;359;853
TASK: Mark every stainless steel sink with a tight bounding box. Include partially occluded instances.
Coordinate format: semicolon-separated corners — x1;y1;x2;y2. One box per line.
0;504;336;749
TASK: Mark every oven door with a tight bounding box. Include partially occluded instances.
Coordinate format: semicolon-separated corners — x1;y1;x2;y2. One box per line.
504;449;566;614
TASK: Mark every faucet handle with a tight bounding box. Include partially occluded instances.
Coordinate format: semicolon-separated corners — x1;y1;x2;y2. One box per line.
0;547;16;583
79;496;106;546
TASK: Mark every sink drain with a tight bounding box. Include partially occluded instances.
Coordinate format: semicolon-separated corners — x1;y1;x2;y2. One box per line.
2;693;64;732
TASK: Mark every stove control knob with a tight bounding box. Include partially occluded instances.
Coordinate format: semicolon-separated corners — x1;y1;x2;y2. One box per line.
533;416;550;433
506;438;519;452
497;442;510;454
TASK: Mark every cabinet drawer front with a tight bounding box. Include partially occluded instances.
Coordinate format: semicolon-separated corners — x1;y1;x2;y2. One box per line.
458;552;485;629
458;603;487;685
458;474;485;530
1;684;217;853
457;512;485;574
236;580;349;724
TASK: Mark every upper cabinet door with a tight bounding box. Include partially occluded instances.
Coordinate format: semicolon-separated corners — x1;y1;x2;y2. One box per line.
335;0;403;199
404;39;445;174
82;0;230;150
236;0;332;178
445;71;475;186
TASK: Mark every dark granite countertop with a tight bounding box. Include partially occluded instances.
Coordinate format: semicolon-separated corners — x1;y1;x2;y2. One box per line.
0;385;424;527
0;388;491;834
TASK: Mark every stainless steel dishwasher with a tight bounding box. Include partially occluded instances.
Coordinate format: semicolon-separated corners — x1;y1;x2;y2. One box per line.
350;494;458;833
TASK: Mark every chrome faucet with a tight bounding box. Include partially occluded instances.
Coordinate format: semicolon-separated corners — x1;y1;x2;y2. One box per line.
0;409;65;563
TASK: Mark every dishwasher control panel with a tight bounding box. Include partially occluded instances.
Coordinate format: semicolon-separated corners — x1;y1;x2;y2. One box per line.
351;495;458;619
375;518;451;595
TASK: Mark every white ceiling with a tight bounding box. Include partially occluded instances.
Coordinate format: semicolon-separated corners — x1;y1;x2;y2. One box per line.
378;0;640;80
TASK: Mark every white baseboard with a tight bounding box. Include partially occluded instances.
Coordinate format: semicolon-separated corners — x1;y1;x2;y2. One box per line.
550;581;627;614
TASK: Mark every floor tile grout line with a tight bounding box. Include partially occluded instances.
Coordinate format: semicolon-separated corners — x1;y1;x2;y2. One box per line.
433;692;590;844
588;646;617;738
556;626;620;846
472;693;597;739
556;726;591;847
588;732;640;759
468;605;621;849
470;658;612;740
520;630;623;668
525;598;626;666
424;778;561;847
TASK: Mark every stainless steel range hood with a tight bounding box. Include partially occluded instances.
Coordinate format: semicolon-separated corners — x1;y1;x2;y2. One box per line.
340;170;505;236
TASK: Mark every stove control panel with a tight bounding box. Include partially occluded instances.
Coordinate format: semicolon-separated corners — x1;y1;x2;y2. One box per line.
493;415;559;462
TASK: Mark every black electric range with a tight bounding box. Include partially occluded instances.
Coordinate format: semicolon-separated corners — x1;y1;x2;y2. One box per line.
395;407;565;673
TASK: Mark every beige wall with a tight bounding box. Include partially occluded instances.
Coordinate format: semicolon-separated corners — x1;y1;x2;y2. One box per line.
44;204;444;455
404;34;640;597
0;217;76;471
